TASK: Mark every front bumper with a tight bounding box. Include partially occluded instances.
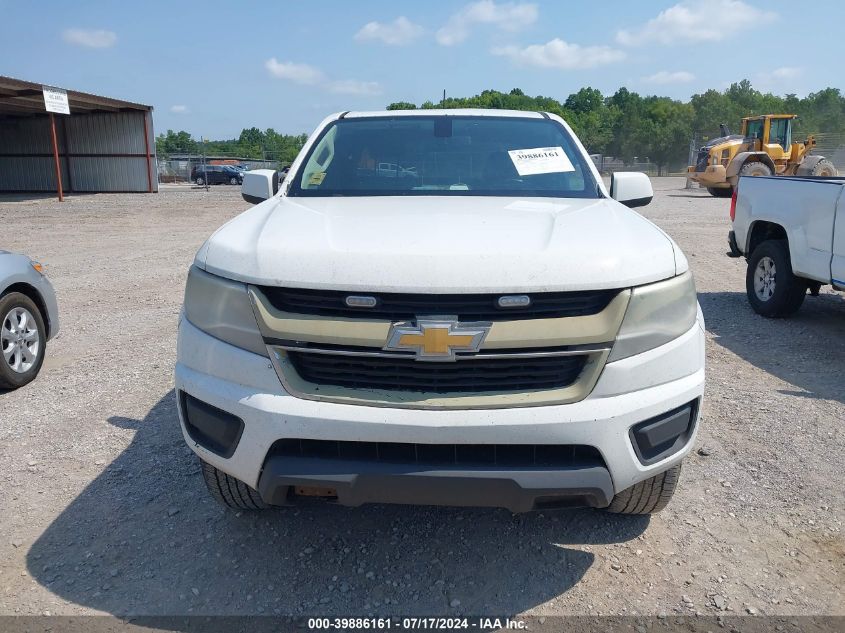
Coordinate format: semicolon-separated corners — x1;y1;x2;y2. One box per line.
687;165;728;188
727;230;743;257
38;275;60;340
175;307;705;510
259;456;615;513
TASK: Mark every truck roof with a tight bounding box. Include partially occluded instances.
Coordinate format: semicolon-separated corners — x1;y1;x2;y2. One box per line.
742;114;797;121
341;108;548;120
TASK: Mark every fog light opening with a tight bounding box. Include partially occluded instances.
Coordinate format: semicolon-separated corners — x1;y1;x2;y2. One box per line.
629;399;698;465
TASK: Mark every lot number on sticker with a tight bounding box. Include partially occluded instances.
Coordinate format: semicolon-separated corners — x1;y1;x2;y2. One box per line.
508;147;574;176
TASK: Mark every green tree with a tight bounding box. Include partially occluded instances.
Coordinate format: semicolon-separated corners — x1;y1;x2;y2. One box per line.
155;130;197;157
238;127;264;147
565;87;603;114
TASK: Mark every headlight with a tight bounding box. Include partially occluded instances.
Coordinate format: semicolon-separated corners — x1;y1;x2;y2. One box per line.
183;265;267;356
608;271;698;362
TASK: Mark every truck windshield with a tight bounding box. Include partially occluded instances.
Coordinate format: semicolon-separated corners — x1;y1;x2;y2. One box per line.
288;115;600;198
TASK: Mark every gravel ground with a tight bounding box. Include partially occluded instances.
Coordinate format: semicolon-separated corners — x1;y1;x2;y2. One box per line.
0;178;843;618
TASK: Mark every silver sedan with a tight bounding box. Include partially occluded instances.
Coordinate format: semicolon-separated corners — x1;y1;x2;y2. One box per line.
0;250;59;389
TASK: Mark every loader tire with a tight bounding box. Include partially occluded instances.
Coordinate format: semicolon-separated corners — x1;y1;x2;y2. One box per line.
707;187;733;198
605;464;682;515
810;159;838;177
739;161;772;178
200;458;268;511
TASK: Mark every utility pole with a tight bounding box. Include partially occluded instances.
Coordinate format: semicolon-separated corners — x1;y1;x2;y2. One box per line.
202;137;209;192
685;134;698;189
49;113;64;202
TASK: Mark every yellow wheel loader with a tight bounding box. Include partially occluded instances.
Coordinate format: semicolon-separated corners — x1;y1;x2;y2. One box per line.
687;114;838;197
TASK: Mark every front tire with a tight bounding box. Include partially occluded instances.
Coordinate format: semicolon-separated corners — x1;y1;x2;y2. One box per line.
739;161;772;178
229;176;238;185
811;159;838;177
606;464;681;515
0;292;47;390
200;459;267;511
195;176;205;186
707;187;733;198
746;240;806;317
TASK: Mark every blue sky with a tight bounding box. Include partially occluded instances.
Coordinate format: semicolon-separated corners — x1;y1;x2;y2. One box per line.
2;0;843;138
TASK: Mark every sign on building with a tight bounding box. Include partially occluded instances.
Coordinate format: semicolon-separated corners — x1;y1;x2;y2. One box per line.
42;85;70;115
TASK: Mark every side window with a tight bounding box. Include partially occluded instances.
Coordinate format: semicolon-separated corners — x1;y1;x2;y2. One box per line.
746;120;763;140
769;119;791;148
300;126;337;189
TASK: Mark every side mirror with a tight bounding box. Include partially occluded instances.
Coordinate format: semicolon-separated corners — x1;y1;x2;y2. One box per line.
242;169;279;204
610;172;653;208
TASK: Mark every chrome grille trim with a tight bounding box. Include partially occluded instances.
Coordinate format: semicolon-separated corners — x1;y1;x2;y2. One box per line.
269;342;611;361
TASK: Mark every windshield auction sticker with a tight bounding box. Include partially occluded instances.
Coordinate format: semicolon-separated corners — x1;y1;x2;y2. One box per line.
508;146;574;176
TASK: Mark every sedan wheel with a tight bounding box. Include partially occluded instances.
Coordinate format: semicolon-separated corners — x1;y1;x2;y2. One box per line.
0;292;47;389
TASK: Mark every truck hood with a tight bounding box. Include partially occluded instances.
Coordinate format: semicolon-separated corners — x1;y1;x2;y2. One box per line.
198;196;681;292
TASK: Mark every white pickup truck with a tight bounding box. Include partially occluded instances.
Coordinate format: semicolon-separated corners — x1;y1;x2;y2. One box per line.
729;175;845;316
176;109;705;516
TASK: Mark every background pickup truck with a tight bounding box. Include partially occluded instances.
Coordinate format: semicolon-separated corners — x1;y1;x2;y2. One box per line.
729;175;845;316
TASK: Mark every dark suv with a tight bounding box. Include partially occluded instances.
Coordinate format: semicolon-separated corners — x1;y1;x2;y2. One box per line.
191;165;243;186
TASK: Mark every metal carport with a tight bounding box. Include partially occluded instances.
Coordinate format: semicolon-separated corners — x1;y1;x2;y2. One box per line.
0;75;156;199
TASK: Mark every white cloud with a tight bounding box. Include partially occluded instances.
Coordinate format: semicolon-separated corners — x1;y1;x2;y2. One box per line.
170;105;189;114
265;58;381;97
264;58;324;85
771;66;801;79
616;0;777;46
492;39;625;70
642;70;695;84
754;66;803;92
437;0;538;46
62;28;117;49
355;16;424;46
327;79;383;96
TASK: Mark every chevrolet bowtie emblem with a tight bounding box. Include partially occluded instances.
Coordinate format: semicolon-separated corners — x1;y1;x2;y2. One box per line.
384;319;491;361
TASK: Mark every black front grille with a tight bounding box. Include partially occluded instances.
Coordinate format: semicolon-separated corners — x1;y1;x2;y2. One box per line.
260;287;618;321
287;351;588;393
695;149;710;172
270;438;603;467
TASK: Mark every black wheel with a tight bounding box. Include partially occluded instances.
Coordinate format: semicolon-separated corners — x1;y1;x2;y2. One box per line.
811;159;838;177
195;176;205;186
200;458;267;511
745;239;807;317
605;464;681;515
739;161;772;178
707;187;733;198
0;292;47;390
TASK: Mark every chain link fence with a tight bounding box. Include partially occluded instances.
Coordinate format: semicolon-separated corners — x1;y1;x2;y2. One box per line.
811;132;845;171
588;155;662;176
156;151;278;184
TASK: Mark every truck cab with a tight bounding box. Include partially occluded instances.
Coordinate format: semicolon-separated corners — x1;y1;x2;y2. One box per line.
742;115;796;165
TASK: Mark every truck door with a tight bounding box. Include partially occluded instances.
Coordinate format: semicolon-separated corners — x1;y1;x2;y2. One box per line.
833;190;845;288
